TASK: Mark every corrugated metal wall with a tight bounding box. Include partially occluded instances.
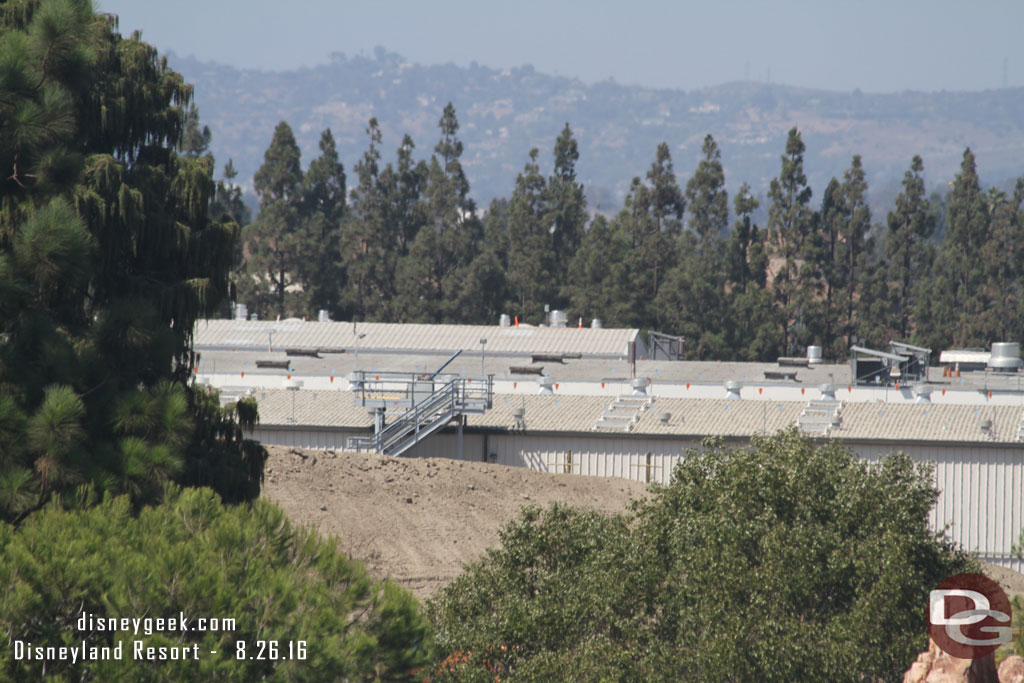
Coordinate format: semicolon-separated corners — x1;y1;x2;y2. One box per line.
251;426;1024;571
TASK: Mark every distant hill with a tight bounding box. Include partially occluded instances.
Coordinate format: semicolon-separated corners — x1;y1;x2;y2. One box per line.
171;49;1024;214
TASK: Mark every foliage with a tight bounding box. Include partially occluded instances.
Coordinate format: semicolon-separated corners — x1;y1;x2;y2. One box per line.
766;128;816;355
232;105;1024;363
0;486;432;681
0;0;266;519
428;430;976;681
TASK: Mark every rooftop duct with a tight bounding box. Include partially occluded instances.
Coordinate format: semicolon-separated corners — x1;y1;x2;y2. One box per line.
807;345;823;365
989;342;1022;370
725;380;742;400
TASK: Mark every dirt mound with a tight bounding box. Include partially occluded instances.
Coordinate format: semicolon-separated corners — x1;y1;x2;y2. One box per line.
261;446;1024;605
261;446;649;598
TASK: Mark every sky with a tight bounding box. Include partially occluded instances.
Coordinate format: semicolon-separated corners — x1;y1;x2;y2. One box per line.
97;0;1023;93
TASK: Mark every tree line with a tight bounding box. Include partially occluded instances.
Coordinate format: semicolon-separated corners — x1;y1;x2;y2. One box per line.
227;108;1024;362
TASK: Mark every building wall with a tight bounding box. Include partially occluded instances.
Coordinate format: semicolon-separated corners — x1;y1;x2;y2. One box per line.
251;426;1024;570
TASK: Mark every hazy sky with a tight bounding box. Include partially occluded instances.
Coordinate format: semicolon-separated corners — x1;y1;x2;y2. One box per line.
98;0;1022;93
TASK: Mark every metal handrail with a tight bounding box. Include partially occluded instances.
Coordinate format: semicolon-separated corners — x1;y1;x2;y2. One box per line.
347;374;493;455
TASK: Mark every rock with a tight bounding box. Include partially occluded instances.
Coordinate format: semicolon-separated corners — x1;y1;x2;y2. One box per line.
901;638;1000;683
405;497;413;504
1000;656;1024;683
319;505;327;511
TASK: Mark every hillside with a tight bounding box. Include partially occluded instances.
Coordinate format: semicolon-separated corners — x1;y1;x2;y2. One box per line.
172;48;1024;210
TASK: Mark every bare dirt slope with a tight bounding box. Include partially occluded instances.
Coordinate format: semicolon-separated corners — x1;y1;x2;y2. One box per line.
261;446;1024;603
261;446;650;598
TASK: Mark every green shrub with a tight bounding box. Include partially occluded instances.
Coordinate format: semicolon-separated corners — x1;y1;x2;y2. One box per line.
428;429;976;681
0;486;432;681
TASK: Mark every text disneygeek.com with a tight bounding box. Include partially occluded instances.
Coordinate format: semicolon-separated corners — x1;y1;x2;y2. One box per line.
10;611;308;663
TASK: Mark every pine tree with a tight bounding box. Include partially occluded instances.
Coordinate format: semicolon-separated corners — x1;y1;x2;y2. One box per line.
619;143;685;327
341;119;388;320
565;215;634;327
398;103;483;322
685;134;729;245
0;0;263;517
727;185;779;359
836;156;872;355
977;182;1024;343
766;128;815;355
884;156;935;341
244;121;309;318
921;148;989;348
506;148;555;323
656;135;731;358
546;123;587;305
178;104;211;158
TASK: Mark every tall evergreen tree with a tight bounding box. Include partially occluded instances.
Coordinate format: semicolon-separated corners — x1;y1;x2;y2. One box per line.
657;135;730;358
836;156;872;355
685;134;729;246
883;156;935;341
726;185;779;359
341;119;388;320
395;103;482;322
619;143;685;327
766;128;815;355
178;104;211;158
243;121;308;318
301;128;346;315
809;156;872;358
506;148;555;323
546;123;587;306
565;215;634;327
920;148;989;348
977;182;1024;343
0;0;263;517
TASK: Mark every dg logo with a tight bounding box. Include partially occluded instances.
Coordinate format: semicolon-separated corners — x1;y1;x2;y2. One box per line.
928;573;1012;659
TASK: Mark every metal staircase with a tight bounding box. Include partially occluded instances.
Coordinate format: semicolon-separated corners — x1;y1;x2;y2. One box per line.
346;371;492;456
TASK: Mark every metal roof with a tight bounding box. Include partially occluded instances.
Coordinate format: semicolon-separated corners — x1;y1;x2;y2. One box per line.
246;388;374;428
195;319;640;358
246;387;1024;445
836;403;1022;444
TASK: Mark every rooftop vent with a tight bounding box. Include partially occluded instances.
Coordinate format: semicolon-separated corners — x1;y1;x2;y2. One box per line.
631;377;648;396
499;314;511;327
725;380;742;400
912;384;933;404
989;342;1022;370
549;310;568;328
317;309;330;322
819;384;836;401
807;345;823;365
659;412;671;425
234;303;248;321
538;376;555;395
591;318;603;329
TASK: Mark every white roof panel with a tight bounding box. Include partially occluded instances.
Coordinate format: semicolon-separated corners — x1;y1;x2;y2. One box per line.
195;319;639;358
